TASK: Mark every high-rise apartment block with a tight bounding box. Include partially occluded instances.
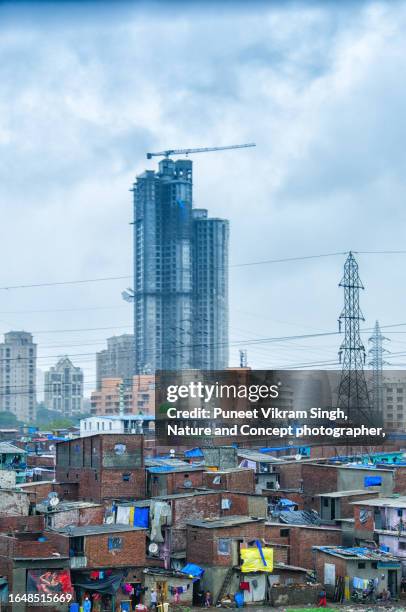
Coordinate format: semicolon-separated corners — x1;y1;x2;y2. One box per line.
44;356;84;416
96;334;134;390
90;374;155;417
382;379;406;431
0;331;37;422
132;158;229;373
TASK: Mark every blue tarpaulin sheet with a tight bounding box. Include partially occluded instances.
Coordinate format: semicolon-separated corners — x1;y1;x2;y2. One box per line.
278;498;296;507
180;564;204;581
184;448;204;458
365;475;382;486
134;507;149;528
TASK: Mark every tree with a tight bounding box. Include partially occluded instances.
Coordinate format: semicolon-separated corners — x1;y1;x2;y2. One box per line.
0;411;20;427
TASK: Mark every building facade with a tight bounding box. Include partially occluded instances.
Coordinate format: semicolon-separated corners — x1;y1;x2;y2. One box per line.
96;335;134;390
0;331;37;422
44;356;84;416
132;158;229;373
90;375;155;417
382;379;406;431
192;209;229;370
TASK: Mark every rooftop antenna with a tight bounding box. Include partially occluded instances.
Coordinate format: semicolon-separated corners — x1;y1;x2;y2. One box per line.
239;349;248;368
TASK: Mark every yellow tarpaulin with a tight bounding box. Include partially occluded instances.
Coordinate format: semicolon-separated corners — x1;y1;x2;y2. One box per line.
129;507;135;526
240;547;273;573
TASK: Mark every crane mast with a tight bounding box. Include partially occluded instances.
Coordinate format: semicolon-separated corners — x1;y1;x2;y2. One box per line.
146;143;256;159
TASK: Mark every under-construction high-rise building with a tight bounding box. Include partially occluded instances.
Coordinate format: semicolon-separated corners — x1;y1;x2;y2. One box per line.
132;158;229;373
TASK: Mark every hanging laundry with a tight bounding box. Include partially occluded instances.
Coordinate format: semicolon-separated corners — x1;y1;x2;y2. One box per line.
150;501;171;543
239;582;250;591
134;507;150;528
352;577;363;589
116;506;131;525
129;507;135;526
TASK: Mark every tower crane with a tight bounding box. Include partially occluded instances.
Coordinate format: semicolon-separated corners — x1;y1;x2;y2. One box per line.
146;143;256;159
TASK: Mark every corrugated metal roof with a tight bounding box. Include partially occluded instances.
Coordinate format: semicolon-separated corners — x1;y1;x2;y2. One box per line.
187;516;263;529
314;546;399;562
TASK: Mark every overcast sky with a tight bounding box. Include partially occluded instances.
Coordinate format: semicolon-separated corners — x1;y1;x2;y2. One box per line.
1;0;406;397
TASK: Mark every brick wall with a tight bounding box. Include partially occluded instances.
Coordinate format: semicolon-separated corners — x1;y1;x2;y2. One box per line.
289;526;342;569
50;505;104;529
172;493;220;527
301;464;338;498
202;469;255;493
20;481;79;505
314;550;347;586
275;462;304;489
393;466;406;493
272;543;289;564
0;530;69;559
84;529;146;568
265;524;342;569
264;524;290;546
27;455;55;468
0;514;44;533
56;434;145;501
187;521;266;567
101;468;146;500
58;467;145;502
339;492;376;518
168;470;204;494
353;504;375;533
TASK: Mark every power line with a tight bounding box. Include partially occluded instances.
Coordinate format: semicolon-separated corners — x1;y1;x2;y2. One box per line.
0;275;131;291
3;249;406;292
230;251;348;268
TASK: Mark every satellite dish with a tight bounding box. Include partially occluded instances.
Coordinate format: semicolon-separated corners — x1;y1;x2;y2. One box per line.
295;454;302;461
49;496;60;508
122;289;135;303
149;542;159;555
105;515;114;524
169;449;175;457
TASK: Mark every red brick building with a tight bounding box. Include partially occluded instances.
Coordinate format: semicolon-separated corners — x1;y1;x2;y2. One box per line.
202;468;255;493
147;466;205;497
0;529;71;603
186;516;266;567
265;522;342;569
56;524;146;570
56;434;145;502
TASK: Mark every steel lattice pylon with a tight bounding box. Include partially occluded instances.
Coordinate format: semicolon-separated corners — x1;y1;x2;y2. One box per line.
368;320;389;417
336;252;373;424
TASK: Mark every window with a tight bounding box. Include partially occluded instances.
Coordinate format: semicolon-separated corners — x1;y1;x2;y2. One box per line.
398;509;404;517
122;473;131;482
371;562;378;569
108;537;123;551
399;542;406;550
280;529;290;537
71;537;84;556
357;562;366;569
218;539;231;555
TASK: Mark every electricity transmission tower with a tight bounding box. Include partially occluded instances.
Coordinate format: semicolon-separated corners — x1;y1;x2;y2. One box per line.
336;252;373;424
368;320;389;417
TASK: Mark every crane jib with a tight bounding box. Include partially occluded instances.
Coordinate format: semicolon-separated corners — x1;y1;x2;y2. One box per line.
146;143;256;159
